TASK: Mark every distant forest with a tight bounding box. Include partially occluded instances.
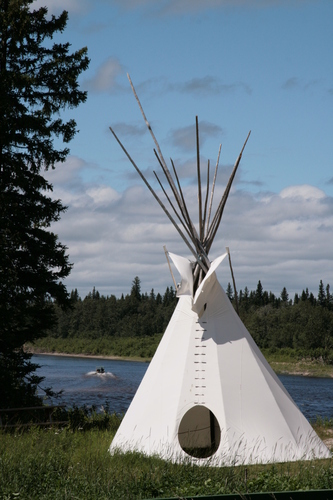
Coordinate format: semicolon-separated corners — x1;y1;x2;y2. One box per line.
48;277;333;355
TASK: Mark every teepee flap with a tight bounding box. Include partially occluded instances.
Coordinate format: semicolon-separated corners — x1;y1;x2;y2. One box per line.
168;252;193;297
192;252;228;314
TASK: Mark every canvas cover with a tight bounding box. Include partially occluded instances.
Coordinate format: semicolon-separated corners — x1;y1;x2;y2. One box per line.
110;254;330;466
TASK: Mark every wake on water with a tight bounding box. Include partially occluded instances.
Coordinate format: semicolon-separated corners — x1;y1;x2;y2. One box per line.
86;371;116;378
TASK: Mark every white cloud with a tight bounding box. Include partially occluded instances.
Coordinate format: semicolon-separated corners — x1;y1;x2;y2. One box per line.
85;58;124;93
47;155;333;300
279;185;325;200
86;186;121;206
45;157;86;186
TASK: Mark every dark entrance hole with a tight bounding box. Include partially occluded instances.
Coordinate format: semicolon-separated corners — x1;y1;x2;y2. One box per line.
178;405;221;458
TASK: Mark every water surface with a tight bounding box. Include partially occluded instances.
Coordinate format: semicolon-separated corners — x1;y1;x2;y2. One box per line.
33;354;148;414
33;354;333;420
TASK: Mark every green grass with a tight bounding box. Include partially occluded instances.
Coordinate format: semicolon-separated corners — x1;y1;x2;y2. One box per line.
1;419;333;499
262;348;333;378
26;335;163;362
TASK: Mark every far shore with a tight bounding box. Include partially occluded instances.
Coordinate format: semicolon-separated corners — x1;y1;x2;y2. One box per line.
29;350;150;363
268;360;333;379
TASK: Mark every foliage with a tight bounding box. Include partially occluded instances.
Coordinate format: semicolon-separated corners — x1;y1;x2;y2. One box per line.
49;277;177;339
0;0;89;407
29;335;163;360
0;422;333;499
233;280;333;355
58;404;123;432
43;278;333;364
0;403;122;431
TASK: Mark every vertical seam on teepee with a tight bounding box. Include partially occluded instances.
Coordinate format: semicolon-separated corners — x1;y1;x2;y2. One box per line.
194;318;207;405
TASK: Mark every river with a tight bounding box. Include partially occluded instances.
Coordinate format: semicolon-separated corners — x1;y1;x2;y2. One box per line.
32;354;333;420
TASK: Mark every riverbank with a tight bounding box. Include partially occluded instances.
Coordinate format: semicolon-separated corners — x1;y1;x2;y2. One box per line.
269;360;333;378
29;349;150;363
26;341;333;378
261;348;333;378
25;335;162;363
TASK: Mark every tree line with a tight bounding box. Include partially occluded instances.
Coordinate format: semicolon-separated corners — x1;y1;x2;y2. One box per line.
51;277;178;339
233;279;333;353
48;277;333;354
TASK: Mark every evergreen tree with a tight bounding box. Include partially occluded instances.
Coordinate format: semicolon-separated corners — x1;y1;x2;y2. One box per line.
238;289;243;304
242;286;250;310
255;280;263;306
0;1;89;407
309;292;316;306
326;284;332;310
226;282;233;301
131;276;142;302
70;289;80;303
318;280;326;306
280;287;289;303
163;286;171;305
262;290;269;306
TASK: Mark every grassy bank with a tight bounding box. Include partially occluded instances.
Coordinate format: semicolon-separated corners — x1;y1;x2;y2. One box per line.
1;419;333;500
27;338;333;377
26;335;163;363
262;348;333;378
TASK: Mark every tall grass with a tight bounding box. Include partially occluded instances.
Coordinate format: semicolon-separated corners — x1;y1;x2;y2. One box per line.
1;421;333;499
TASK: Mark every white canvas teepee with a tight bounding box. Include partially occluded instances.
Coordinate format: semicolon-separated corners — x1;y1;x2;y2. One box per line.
109;75;330;466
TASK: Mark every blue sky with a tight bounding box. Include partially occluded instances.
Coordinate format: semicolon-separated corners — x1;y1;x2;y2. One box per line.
33;0;333;299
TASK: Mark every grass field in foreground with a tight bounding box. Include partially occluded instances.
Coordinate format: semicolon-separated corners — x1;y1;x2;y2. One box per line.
1;418;333;500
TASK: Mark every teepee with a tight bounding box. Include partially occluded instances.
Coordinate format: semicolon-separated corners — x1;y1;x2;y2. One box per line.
109;75;330;466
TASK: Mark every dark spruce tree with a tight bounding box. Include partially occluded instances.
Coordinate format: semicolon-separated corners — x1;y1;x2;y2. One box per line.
318;279;326;306
0;0;89;407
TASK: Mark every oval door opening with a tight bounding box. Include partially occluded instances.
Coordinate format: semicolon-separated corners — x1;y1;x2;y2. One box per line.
178;405;221;458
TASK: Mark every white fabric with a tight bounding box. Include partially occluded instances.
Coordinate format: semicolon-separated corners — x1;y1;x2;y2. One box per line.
110;264;330;466
192;252;228;314
168;252;193;297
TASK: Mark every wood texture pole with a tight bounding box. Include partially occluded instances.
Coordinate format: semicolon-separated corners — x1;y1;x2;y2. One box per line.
163;245;177;290
127;74;185;224
226;247;239;316
109;126;208;273
196;116;203;241
205;131;251;252
202;159;210;240
206;143;221;235
153;170;194;243
153;150;202;252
